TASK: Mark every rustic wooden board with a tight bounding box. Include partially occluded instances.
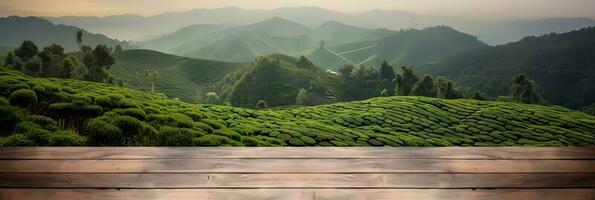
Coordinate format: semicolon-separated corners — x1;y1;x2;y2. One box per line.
1;159;594;173
1;147;594;160
1;189;594;200
1;173;593;189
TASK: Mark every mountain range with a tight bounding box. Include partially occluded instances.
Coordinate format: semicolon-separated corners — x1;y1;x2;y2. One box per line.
45;7;595;45
0;16;131;52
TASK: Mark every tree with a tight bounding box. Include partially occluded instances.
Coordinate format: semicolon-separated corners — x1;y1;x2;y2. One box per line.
114;45;123;54
84;45;115;82
379;89;389;97
4;52;24;71
410;75;434;97
60;56;77;78
511;74;540;104
338;64;354;78
394;66;418;96
24;57;42;77
38;44;65;77
76;30;84;51
143;69;159;93
14;40;38;61
255;100;268;109
471;91;487;101
379;61;395;80
295;88;308;105
296;56;314;69
433;76;461;99
205;92;220;104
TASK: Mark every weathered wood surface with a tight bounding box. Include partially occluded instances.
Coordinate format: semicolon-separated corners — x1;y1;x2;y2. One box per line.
1;147;594;160
0;147;593;200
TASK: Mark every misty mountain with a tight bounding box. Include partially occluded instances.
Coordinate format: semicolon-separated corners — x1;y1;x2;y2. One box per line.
329;26;487;67
145;17;394;63
44;7;595;45
0;16;131;52
422;27;595;108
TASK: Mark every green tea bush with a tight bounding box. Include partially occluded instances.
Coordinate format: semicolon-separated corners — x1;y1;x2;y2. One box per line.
9;89;37;109
1;134;35;147
117;98;140;108
47;130;87;146
85;119;123;146
0;106;19;136
157;126;196;146
26;115;58;131
212;129;242;141
193;134;243;146
0;96;8;106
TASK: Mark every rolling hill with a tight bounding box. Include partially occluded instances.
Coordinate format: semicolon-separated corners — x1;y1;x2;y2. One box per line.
217;54;380;107
143;18;395;62
422;27;595;108
297;46;353;70
1;66;594;147
110;49;244;103
330;26;488;67
0;16;131;52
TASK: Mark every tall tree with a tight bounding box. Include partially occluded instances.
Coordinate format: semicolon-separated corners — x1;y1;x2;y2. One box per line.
433;76;461;99
471;91;487;101
394;66;418;96
38;44;65;77
410;75;435;97
14;40;38;61
511;74;540;104
295;88;308;105
60;56;77;78
143;69;159;93
379;61;395;80
76;30;84;51
84;45;115;82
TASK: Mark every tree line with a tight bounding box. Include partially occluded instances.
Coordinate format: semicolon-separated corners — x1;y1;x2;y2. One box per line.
4;30;121;84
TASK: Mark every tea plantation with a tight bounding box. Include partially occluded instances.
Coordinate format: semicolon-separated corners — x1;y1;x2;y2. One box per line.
0;67;594;147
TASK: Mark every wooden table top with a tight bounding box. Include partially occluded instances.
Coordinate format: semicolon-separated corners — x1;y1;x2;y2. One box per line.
0;147;594;200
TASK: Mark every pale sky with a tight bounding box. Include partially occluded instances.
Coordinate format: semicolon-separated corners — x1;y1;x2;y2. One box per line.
1;0;594;20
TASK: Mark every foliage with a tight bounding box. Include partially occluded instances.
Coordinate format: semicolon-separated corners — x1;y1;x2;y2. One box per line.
14;40;38;61
9;89;37;109
511;74;541;104
0;66;594;147
255;100;268;109
394;66;418;96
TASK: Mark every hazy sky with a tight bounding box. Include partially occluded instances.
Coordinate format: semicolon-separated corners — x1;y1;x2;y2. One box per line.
1;0;594;20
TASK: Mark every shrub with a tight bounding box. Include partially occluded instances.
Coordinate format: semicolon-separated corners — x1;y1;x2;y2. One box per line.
0;106;19;136
255;100;268;109
117;98;140;108
1;134;35;147
113;108;147;120
76;105;104;118
26;115;58;131
200;118;226;129
212;129;242;141
300;136;317;145
0;96;8;106
48;103;76;117
157;126;196;146
288;137;305;146
95;96;113;108
14;121;51;145
47;130;87;146
85;119;123;146
193;135;243;147
9;89;37;108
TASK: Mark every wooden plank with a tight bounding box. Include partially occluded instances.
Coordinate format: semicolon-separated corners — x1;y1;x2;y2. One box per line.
1;147;594;160
1;159;594;173
1;173;593;189
1;189;594;200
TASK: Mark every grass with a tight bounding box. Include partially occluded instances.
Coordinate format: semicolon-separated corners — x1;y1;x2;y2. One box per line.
1;66;594;147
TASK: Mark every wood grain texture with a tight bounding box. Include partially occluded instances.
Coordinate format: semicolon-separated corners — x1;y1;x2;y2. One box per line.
1;189;594;200
2;159;594;173
1;173;593;189
1;147;594;160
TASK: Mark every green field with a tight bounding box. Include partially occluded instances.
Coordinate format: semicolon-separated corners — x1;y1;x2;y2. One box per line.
111;49;244;103
1;66;594;147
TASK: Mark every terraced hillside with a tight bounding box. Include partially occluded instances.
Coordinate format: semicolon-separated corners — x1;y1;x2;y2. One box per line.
111;49;244;103
1;67;594;147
